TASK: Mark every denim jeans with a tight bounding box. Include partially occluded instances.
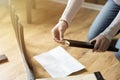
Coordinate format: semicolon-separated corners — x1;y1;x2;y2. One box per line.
87;0;120;61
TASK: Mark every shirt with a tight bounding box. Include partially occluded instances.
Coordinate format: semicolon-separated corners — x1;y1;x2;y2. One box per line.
59;0;120;41
114;0;120;6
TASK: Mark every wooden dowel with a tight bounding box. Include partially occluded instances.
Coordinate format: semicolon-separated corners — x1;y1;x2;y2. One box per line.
65;39;119;52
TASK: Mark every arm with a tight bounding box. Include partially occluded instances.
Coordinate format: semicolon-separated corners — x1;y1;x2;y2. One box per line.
60;0;84;26
51;0;84;42
100;11;120;41
90;11;120;52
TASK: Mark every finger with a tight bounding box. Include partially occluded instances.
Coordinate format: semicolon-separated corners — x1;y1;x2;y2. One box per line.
90;38;96;45
98;39;110;52
94;40;100;52
98;41;105;52
89;39;96;52
59;30;63;41
52;33;59;40
51;31;60;42
100;41;109;52
89;39;95;44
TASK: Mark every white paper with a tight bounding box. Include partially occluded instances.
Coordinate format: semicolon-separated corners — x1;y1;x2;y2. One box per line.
34;46;85;78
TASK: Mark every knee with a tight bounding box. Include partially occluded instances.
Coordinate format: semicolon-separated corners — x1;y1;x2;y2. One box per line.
87;32;95;41
87;25;98;41
87;27;100;41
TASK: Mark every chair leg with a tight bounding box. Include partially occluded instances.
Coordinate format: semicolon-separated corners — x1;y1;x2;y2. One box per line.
26;0;32;23
10;3;35;79
18;24;35;80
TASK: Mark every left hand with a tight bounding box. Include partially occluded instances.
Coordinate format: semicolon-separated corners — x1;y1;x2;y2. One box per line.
90;35;111;52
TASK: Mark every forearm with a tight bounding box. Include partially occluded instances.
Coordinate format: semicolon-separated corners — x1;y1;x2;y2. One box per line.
59;0;84;26
101;11;120;41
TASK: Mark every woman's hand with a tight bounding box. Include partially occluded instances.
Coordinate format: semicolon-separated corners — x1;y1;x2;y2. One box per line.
90;35;111;52
51;20;68;43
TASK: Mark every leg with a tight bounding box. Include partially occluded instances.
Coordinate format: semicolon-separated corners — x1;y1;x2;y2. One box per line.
87;0;120;61
88;0;120;41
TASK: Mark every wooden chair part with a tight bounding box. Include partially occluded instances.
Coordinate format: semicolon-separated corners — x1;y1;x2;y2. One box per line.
26;0;32;23
9;3;35;80
26;0;36;23
18;23;35;80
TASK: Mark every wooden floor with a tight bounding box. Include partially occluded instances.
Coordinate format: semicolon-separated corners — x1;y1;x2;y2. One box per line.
0;0;120;80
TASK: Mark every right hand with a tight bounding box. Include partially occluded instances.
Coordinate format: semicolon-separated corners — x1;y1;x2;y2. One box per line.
51;20;68;43
90;34;110;52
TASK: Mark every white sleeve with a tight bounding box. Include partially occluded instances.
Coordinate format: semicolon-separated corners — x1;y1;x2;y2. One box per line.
59;0;84;26
100;11;120;41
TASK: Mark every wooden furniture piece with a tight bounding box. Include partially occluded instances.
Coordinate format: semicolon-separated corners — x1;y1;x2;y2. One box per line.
26;0;36;23
10;4;35;80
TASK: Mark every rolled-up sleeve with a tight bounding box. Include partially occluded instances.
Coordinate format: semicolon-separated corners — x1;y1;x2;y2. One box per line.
101;11;120;41
59;0;84;26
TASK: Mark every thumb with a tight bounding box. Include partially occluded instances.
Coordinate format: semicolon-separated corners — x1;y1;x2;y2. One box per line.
89;38;96;52
90;38;96;45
